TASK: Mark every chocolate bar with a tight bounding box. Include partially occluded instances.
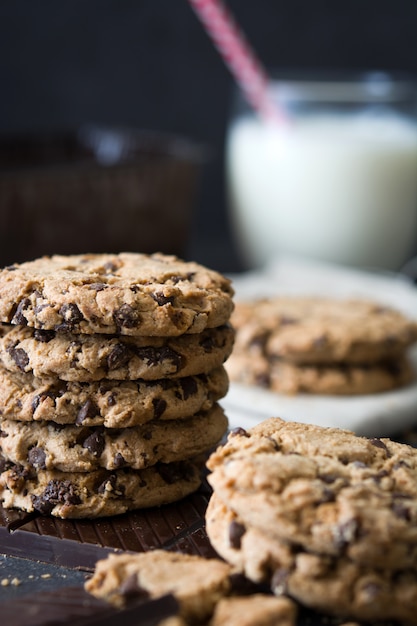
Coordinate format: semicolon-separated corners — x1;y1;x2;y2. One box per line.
0;587;179;626
0;480;216;571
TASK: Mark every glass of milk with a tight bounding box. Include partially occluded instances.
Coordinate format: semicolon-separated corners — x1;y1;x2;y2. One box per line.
226;72;417;271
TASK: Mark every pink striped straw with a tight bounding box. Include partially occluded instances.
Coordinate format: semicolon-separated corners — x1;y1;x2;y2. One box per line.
188;0;285;123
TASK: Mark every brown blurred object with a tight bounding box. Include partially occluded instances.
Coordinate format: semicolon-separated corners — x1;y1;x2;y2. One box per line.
0;126;203;267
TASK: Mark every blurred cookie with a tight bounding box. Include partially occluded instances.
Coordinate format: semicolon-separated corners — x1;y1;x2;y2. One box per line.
231;297;417;365
0;403;228;472
207;417;417;570
0;252;234;336
226;351;414;395
0;323;234;381
85;550;233;622
0;365;228;427
0;459;202;518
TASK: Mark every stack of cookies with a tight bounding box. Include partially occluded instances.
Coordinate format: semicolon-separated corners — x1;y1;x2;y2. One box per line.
0;252;234;518
206;417;417;624
226;296;417;395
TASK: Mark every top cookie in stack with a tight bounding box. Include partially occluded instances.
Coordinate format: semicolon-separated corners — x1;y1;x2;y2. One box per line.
0;252;234;518
226;296;417;395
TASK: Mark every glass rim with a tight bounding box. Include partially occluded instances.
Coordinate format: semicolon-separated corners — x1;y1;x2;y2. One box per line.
266;70;417;104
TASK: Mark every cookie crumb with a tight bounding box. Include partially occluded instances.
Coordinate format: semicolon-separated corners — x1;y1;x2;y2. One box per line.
1;578;9;586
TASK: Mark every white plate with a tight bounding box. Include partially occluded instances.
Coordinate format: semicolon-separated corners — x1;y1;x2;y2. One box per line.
221;255;417;437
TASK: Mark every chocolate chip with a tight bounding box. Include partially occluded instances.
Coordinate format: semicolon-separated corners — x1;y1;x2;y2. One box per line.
152;398;167;419
151;292;175;306
11;298;30;325
319;472;338;484
113;453;126;469
135;346;183;371
103;261;119;274
370;437;391;457
27;447;47;470
229;427;250;438
32;479;81;515
113;304;140;329
106;343;131;370
76;399;99;425
88;283;108;291
228;520;246;549
82;430;105;457
33;329;55;343
97;473;125;495
179;377;198;400
107;394;116;407
200;336;215;352
9;346;29;371
58;303;84;327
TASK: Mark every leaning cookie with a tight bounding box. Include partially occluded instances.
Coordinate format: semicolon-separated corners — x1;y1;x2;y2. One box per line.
226;351;415;394
85;550;234;622
206;493;417;624
0;403;228;472
0;459;202;518
84;549;297;626
0;365;229;427
231;297;417;364
207;418;417;570
0;253;234;336
0;323;234;381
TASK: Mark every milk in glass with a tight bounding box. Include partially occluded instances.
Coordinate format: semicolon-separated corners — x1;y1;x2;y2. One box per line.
226;74;417;271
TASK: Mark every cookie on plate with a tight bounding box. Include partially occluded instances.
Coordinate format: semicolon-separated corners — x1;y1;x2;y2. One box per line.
0;253;234;336
226;351;414;395
231;297;417;364
207;418;417;571
0;365;229;427
0;323;234;381
227;296;417;395
0;459;202;518
0;403;228;472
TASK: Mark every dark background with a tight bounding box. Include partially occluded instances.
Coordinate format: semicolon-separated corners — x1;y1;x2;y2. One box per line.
1;0;417;273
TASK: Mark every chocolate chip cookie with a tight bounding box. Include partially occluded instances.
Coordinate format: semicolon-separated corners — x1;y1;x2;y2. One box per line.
0;459;202;518
0;365;228;427
0;252;234;336
227;296;417;395
85;550;234;621
226;351;414;395
207;418;417;570
84;549;297;626
206;492;417;624
0;403;227;472
231;297;417;365
0;323;234;381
